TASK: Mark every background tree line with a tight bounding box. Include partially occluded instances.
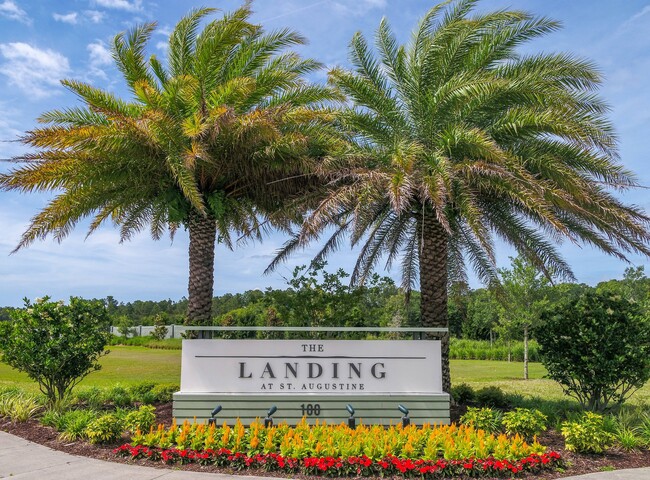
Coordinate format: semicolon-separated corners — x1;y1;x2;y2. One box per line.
10;260;643;346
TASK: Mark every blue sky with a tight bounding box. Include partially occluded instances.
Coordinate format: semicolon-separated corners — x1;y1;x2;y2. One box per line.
0;0;649;307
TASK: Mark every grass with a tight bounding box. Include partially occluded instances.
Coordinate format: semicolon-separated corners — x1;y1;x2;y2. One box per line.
1;347;648;405
0;346;180;393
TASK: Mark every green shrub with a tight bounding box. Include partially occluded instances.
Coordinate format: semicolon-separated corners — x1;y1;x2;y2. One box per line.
124;405;156;434
58;409;98;441
129;382;155;399
451;383;475;405
502;408;547;439
475;386;510;409
0;391;43;422
108;336;182;349
86;413;123;444
74;386;104;410
614;425;644;451
460;407;502;433
105;384;132;408
150;383;179;403
41;409;63;428
537;290;650;412
561;412;614;453
0;297;110;406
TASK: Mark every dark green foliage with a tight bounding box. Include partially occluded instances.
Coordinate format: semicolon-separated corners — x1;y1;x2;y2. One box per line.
537;290;650;412
463;289;499;340
0;297;111;405
128;382;157;400
475;386;510;409
56;409;99;441
451;383;476;405
210;262;412;339
74;386;104;410
104;384;132;408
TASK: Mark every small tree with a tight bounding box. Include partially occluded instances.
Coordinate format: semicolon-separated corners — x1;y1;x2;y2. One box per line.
115;315;137;338
495;257;549;379
149;314;169;341
0;297;111;405
536;290;650;411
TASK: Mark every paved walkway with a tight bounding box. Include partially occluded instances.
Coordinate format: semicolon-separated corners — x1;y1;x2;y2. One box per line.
1;431;650;480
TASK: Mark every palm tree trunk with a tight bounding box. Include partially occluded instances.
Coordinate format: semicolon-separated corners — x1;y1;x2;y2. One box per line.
418;211;451;393
186;210;216;326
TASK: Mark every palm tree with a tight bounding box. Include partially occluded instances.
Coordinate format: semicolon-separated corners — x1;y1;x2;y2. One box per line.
273;0;650;392
0;5;339;325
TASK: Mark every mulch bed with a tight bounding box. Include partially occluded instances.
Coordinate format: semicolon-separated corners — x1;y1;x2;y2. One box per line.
2;402;649;480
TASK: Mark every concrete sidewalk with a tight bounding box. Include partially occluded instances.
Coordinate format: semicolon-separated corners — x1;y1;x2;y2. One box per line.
1;430;650;480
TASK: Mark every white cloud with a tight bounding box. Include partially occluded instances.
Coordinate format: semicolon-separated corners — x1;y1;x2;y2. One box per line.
155;41;168;52
0;0;30;24
87;40;113;79
619;5;650;32
94;0;142;12
0;43;70;99
88;41;112;66
84;10;105;23
53;12;78;24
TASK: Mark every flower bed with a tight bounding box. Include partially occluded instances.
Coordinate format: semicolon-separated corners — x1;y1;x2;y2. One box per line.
115;444;562;477
116;419;562;477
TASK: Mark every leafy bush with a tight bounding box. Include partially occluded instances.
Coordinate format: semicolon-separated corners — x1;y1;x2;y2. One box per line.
128;382;156;401
0;297;111;405
502;408;547;439
451;383;475;404
150;383;179;403
57;409;98;441
0;391;43;422
41;409;63;428
475;386;510;409
104;384;132;408
124;405;156;434
614;425;644;451
561;412;614;454
460;407;502;433
74;386;104;410
537;290;650;412
640;413;650;447
108;336;182;349
86;413;123;444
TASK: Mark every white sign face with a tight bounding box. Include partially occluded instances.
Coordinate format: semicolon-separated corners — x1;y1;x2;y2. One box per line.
180;340;442;394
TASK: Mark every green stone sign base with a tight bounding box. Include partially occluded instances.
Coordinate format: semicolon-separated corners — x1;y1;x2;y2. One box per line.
173;393;450;426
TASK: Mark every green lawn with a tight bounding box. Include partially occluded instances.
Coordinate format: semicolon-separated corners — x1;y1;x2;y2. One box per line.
0;346;181;392
1;347;648;405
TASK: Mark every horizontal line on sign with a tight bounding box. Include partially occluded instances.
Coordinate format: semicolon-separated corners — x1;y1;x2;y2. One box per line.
195;355;426;359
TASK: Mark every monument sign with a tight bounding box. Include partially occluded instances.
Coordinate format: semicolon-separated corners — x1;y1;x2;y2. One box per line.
174;337;450;425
